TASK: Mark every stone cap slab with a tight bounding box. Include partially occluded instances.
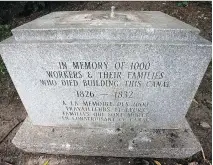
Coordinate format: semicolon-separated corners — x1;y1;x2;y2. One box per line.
12;11;200;42
0;36;211;46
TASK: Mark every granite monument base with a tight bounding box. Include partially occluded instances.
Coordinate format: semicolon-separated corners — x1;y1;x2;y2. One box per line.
12;117;201;158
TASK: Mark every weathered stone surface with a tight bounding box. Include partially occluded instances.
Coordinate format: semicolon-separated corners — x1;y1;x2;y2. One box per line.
0;11;211;158
0;118;19;142
0;36;211;129
11;11;200;41
12;117;201;158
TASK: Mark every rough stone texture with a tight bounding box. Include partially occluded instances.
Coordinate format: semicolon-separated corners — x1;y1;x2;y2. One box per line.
0;118;19;142
0;36;211;129
12;117;201;158
11;11;200;42
0;11;211;158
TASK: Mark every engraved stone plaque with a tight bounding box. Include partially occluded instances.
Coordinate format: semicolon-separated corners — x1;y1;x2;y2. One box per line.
0;11;211;158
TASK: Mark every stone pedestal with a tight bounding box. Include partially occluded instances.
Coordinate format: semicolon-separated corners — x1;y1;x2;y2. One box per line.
13;117;201;158
0;11;211;158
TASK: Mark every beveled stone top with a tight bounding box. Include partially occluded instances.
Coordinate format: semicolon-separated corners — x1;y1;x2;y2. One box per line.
13;11;199;30
12;11;200;41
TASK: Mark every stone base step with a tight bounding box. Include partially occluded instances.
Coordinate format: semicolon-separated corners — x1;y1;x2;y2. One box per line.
12;117;201;158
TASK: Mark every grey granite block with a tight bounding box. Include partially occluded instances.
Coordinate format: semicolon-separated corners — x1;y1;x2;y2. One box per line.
12;117;201;158
11;11;200;42
0;36;211;128
0;10;211;158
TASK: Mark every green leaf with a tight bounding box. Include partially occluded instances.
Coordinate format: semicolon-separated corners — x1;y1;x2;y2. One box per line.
182;1;188;6
177;2;183;7
43;160;49;165
0;61;6;75
177;1;189;7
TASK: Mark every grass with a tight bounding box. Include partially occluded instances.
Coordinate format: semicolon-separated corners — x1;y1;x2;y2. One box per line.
0;25;12;41
0;59;6;76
